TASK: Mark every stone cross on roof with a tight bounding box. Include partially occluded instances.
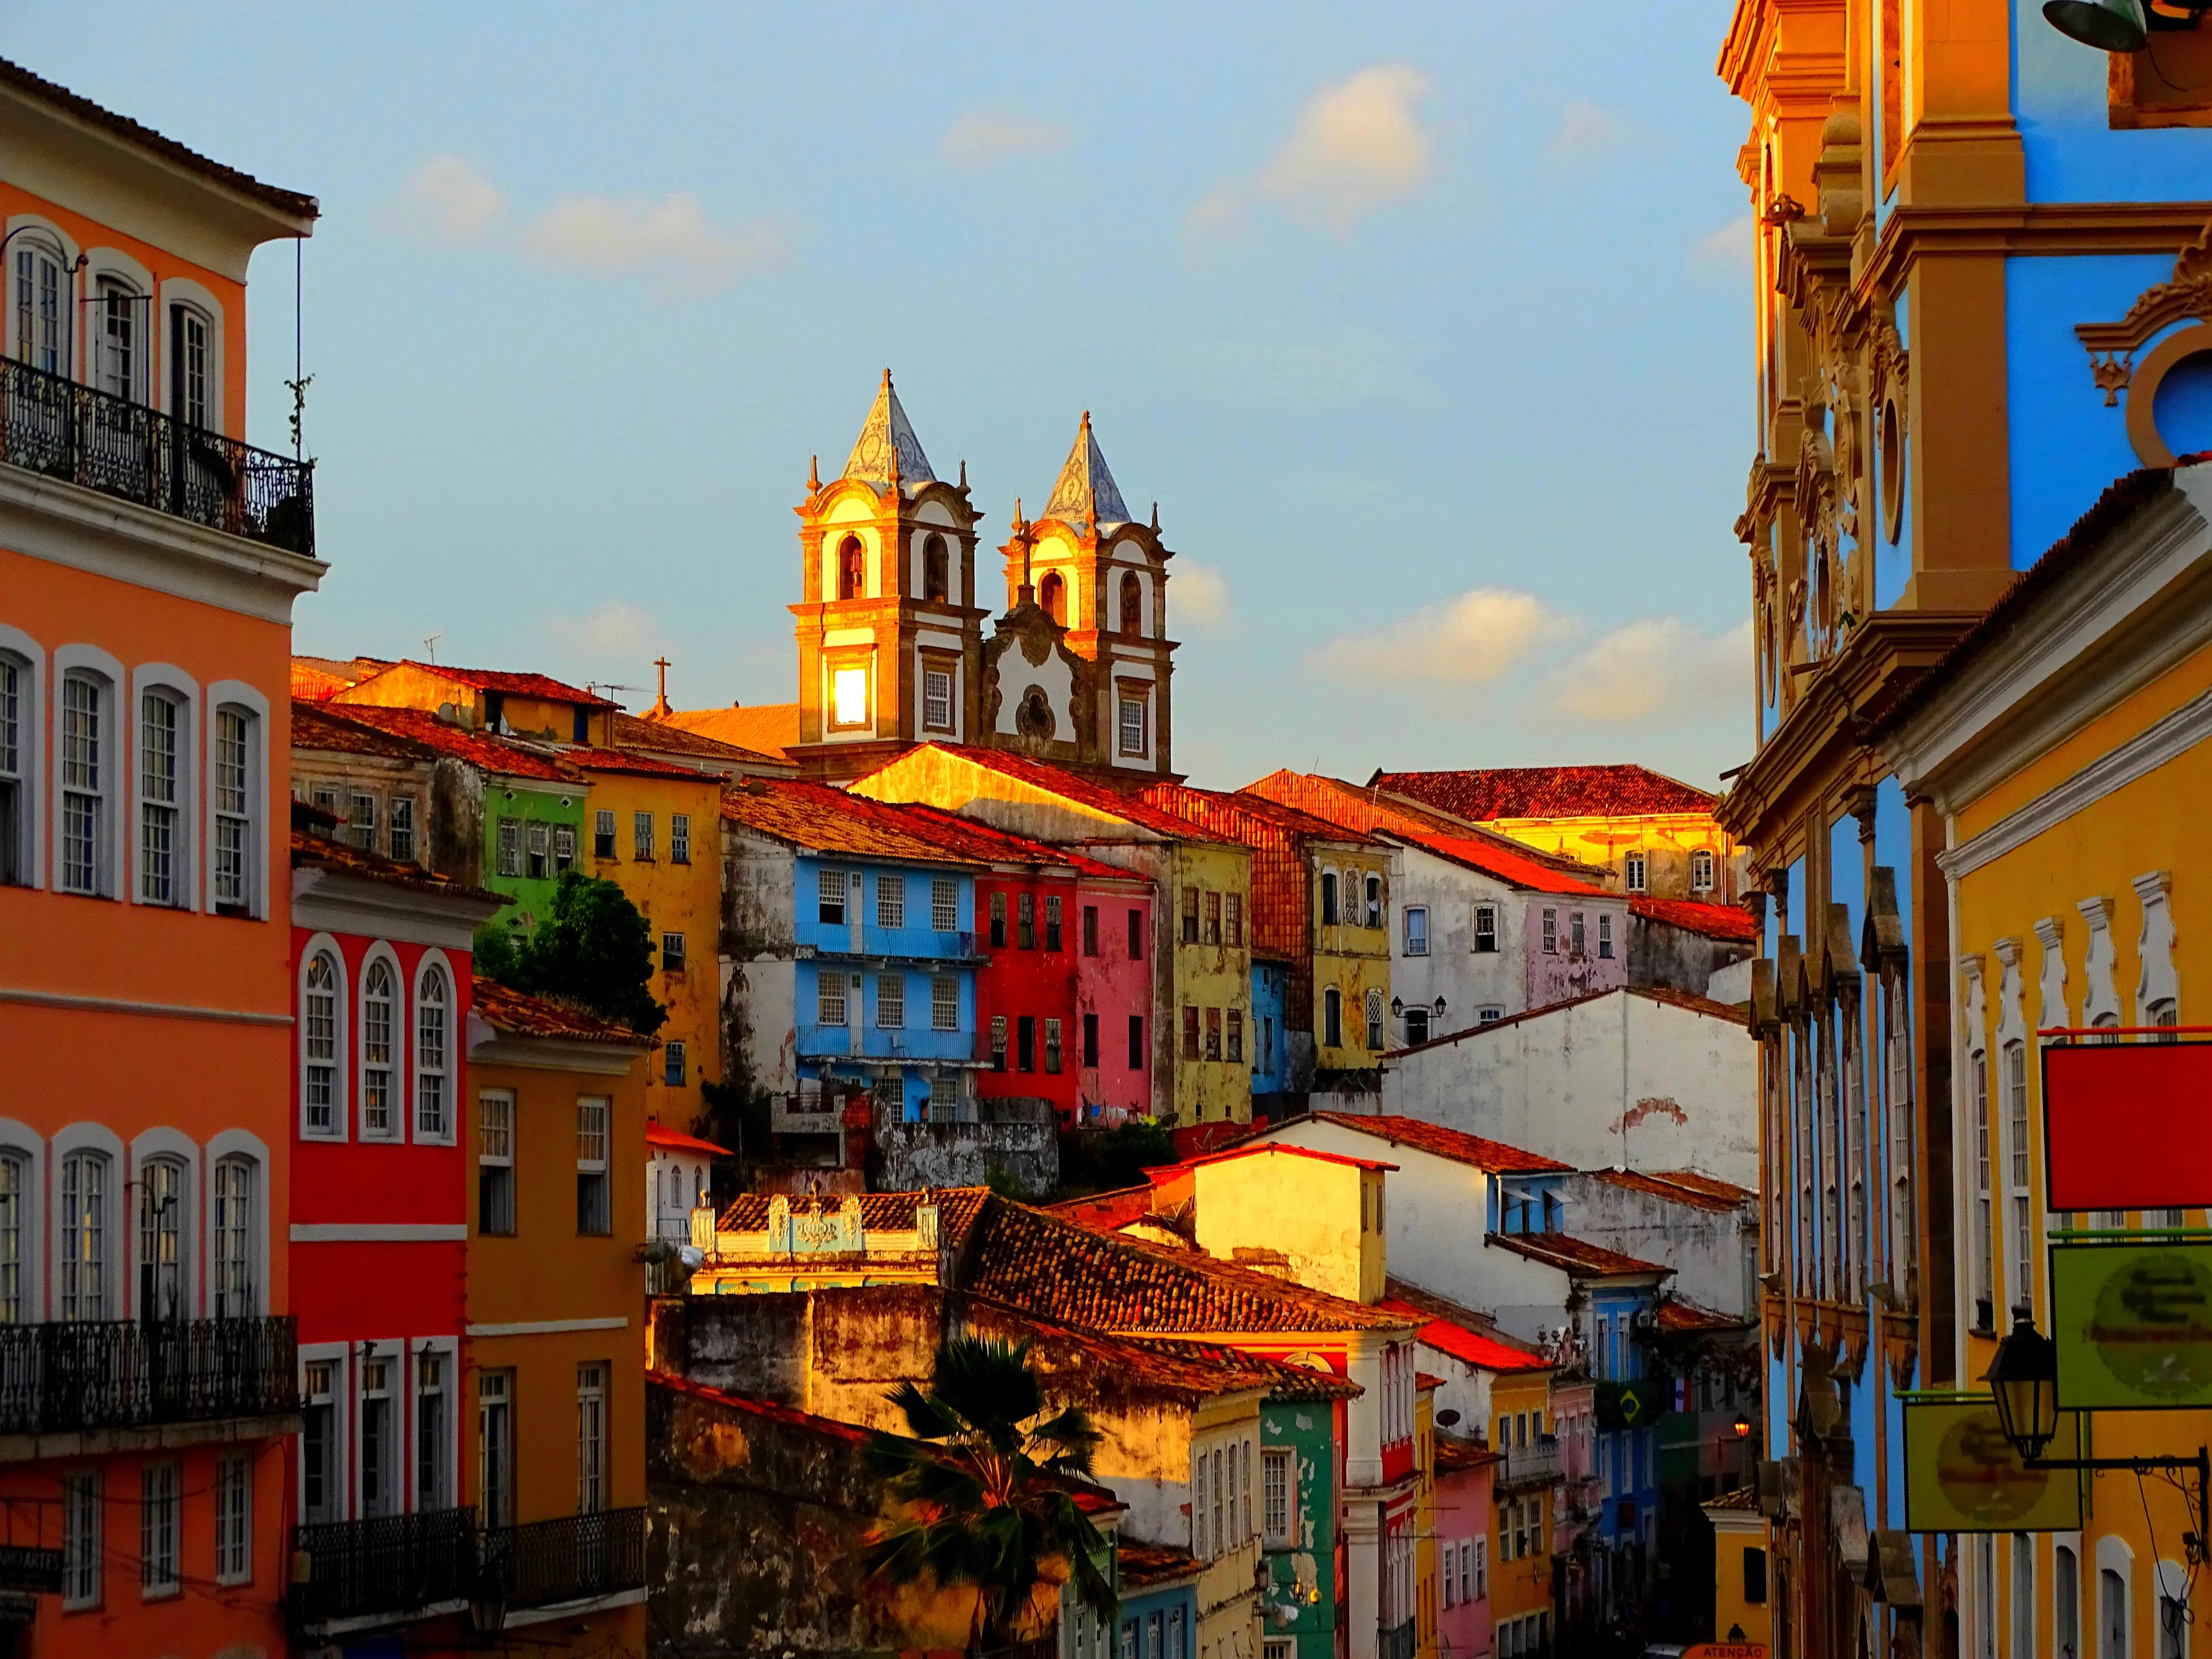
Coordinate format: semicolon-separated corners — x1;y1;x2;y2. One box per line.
841;368;936;487
1042;410;1131;526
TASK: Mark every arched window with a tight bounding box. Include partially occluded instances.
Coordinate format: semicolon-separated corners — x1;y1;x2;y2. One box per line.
137;1154;187;1321
168;302;211;429
138;686;189;907
838;536;864;601
1320;872;1339;926
1365;988;1384;1051
0;647;32;888
1323;986;1343;1049
361;957;398;1139
1120;572;1143;636
416;963;450;1139
0;1152;24;1323
1039;571;1065;625
1692;849;1715;893
12;235;65;373
2103;1567;2129;1658
302;949;344;1137
93;276;142;402
1365;873;1382;927
211;1156;256;1318
58;668;111;896
923;535;949;603
58;1150;108;1321
211;701;258;916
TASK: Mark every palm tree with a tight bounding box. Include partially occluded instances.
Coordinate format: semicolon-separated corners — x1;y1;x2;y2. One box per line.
863;1334;1118;1653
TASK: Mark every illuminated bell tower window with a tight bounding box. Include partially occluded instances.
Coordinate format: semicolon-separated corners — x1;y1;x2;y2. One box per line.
837;536;865;601
831;662;870;730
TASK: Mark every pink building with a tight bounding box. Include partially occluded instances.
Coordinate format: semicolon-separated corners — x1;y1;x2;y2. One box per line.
1435;1434;1501;1658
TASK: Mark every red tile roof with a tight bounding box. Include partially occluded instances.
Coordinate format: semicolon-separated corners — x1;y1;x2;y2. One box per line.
1044;1185;1161;1232
471;977;656;1047
1306;1113;1570;1174
613;712;796;771
719;778;991;867
1589;1168;1752;1213
1648;1168;1757;1205
646;1124;732;1158
1157;1141;1396;1177
1655;1297;1751;1333
1385;983;1747;1060
1486;1231;1671;1281
1631;896;1758;944
292;697;435;761
290;828;505;907
1117;1542;1203;1589
964;1197;1418;1335
300;703;581;783
1381;1296;1554;1374
1434;1433;1503;1474
1416;1372;1446;1392
1369;764;1718;821
1141;783;1384;849
1704;1484;1762;1512
866;744;1234;843
715;1187;993;1248
662;703;801;760
876;802;1135;882
382;661;618;708
291;656;385;701
563;747;718;782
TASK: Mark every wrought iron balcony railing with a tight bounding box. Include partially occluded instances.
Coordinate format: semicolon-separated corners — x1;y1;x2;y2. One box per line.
0;354;315;556
480;1506;646;1609
291;1506;476;1629
0;1315;297;1437
1499;1439;1563;1491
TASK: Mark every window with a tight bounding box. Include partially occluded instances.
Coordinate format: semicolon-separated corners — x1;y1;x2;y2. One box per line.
1225;893;1243;947
2103;1567;2128;1659
1182;1005;1200;1060
1227;1008;1244;1063
1129;1014;1145;1070
670;812;691;864
2013;1533;2035;1659
1405;1008;1430;1046
137;1157;184;1322
361;1355;396;1517
2005;1039;2031;1312
1692;849;1715;892
206;707;252;908
526;820;550;880
1045;1017;1063;1075
63;1467;99;1609
819;974;849;1027
1744;1544;1768;1604
1599;912;1614;959
1973;1048;1993;1325
480;1370;514;1528
1321;871;1339;925
552;822;573;872
1204;891;1221;946
1365;988;1384;1051
1321;986;1344;1048
59;1150;107;1320
923;535;949;603
1570;911;1586;956
497;817;521;877
923;668;953;730
933;877;959;932
1118;694;1147;756
1475;1537;1488;1599
1128;908;1143;958
1480;1005;1503;1024
0;655;24;888
877;974;906;1029
1404;906;1429;956
0;1153;21;1324
664;1040;687;1086
389;795;417;863
1475;904;1498;953
990;1015;1009;1071
1083;904;1099;956
837;535;864;600
1046;894;1063;951
215;1453;251;1585
362;956;402;1138
1624;850;1646;892
349;791;377;853
988;890;1007;947
1040;571;1066;624
213;1156;256;1317
1541;908;1558;953
1181;886;1199;943
1120;573;1143;636
416;1351;449;1510
1366;873;1382;927
933;975;959;1032
832;665;869;727
144;1464;183;1597
1262;1449;1292;1545
594;809;617;859
661;931;687;973
1018;892;1036;949
302;1358;339;1522
14;236;63;372
60;672;108;895
479;1093;516;1235
878;873;906;929
94;276;139;399
139;691;185;904
304;950;343;1134
415;965;450;1138
1083;1013;1100;1068
1192;1446;1209;1558
818;867;847;925
578;1362;608;1512
1205;1007;1222;1061
633;812;654;861
1017;1015;1036;1073
2055;1544;2079;1659
577;1097;611;1234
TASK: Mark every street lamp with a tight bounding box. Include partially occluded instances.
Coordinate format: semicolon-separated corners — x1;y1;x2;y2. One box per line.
2044;0;2149;51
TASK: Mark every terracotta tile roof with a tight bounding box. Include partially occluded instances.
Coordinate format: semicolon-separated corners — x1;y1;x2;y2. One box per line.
1104;1332;1361;1403
613;712;795;771
873;802;1135;882
375;661;617;708
1434;1433;1502;1475
301;703;580;783
290;827;505;907
1141;783;1384;849
1703;1484;1762;1512
1655;1297;1751;1333
963;1197;1418;1335
291;656;386;701
646;1124;731;1158
1486;1231;1671;1281
715;1187;993;1247
1589;1168;1752;1213
292;697;437;762
1369;764;1717;821
1416;1371;1446;1391
719;778;992;867
1385;983;1747;1060
1308;1113;1570;1174
1380;1296;1554;1374
870;745;1235;843
1158;1141;1396;1177
1631;896;1758;944
1117;1542;1202;1589
1044;1185;1160;1231
968;1297;1301;1402
563;747;717;782
0;58;318;221
1649;1168;1756;1205
471;977;657;1047
662;703;801;759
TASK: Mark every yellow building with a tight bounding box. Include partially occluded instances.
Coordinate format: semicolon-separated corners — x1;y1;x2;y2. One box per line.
334;658;621;745
1488;1366;1555;1654
1702;1487;1773;1648
1878;464;2212;1659
565;748;725;1131
467;978;654;1649
850;742;1257;1126
1148;1143;1391;1305
1415;1380;1439;1659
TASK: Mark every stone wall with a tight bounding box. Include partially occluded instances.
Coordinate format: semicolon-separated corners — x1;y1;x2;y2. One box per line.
872;1098;1059;1196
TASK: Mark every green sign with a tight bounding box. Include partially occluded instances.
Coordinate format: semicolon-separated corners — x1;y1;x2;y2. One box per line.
1903;1398;2082;1533
2053;1240;2212;1409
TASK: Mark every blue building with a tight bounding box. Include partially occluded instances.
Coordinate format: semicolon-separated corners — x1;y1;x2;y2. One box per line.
719;779;986;1122
1249;955;1291;1109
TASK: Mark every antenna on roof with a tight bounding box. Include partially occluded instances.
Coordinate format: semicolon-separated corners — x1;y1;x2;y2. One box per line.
423;630;444;664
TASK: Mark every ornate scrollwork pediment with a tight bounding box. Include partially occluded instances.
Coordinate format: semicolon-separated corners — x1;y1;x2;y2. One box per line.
2075;217;2212;403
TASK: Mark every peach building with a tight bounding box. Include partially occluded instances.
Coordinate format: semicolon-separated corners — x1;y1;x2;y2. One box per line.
0;56;319;1657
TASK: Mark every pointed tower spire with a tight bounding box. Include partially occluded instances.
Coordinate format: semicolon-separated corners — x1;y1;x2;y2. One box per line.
808;454;820;493
840;369;936;488
1041;409;1130;527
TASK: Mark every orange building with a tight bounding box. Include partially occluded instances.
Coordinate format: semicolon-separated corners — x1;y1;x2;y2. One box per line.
0;60;319;1656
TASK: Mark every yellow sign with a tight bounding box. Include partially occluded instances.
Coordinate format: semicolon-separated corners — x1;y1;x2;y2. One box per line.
2053;1241;2212;1408
1903;1397;2082;1533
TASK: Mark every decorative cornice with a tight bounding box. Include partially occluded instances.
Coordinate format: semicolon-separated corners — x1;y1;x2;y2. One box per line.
0;985;290;1026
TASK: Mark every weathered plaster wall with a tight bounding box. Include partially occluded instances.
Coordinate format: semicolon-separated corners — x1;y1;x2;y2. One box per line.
1189;1150;1379;1304
873;1115;1059;1196
1558;1173;1758;1319
719;823;800;1096
1627;914;1752;999
1381;843;1543;1038
1522;895;1631;1008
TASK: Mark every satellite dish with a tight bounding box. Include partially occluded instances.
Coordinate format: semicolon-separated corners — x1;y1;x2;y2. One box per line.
1437;1409;1461;1427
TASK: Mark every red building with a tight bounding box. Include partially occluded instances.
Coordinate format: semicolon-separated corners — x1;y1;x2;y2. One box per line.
888;805;1153;1126
285;805;503;1647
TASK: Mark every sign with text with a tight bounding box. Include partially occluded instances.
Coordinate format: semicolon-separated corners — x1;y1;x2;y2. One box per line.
1685;1647;1768;1659
1903;1397;2082;1533
2044;1040;2212;1211
2053;1240;2212;1408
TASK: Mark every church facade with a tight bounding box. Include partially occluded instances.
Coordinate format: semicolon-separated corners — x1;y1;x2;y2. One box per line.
786;373;1180;783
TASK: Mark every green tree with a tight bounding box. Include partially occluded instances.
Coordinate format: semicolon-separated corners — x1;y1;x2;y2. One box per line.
864;1335;1116;1653
474;871;668;1036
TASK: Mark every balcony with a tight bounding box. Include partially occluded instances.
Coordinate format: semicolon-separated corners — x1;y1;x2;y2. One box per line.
480;1507;646;1613
0;355;315;556
1498;1438;1563;1492
290;1506;476;1632
1378;1617;1417;1659
0;1316;297;1443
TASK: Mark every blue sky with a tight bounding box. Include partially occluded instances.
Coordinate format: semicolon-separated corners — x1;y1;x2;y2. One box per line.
9;1;1756;787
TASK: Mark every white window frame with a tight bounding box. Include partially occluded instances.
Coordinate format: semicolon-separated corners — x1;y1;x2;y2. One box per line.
141;1459;181;1600
817;971;847;1028
877;872;906;930
479;1366;516;1529
62;1465;100;1610
357;943;407;1143
923;666;954;732
1403;904;1429;957
0;627;45;890
89;266;146;403
206;682;270;918
877;972;906;1031
214;1451;252;1586
127;1127;197;1323
411;1336;460;1513
1624;850;1647;893
478;1092;516;1236
51;1124;122;1324
1262;1445;1293;1547
577;1096;612;1236
300;936;349;1141
354;1338;403;1520
1540;907;1557;953
670;811;691;865
932;974;960;1033
204;1131;268;1321
161;285;222;431
5;215;77;373
52;646;124;899
0;1120;45;1326
414;951;455;1143
131;666;198;910
931;876;960;933
1692;849;1716;892
300;1343;350;1525
577;1359;609;1513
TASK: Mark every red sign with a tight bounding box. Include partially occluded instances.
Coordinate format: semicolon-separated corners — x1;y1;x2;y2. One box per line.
1685;1648;1767;1659
2044;1041;2212;1212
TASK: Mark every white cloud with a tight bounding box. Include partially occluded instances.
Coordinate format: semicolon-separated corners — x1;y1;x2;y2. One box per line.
545;600;660;672
389;156;507;245
1191;63;1435;238
1554;100;1627;154
1550;618;1750;725
1313;588;1572;686
941;112;1070;166
1173;561;1233;631
1175;327;1439;410
1696;215;1756;273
